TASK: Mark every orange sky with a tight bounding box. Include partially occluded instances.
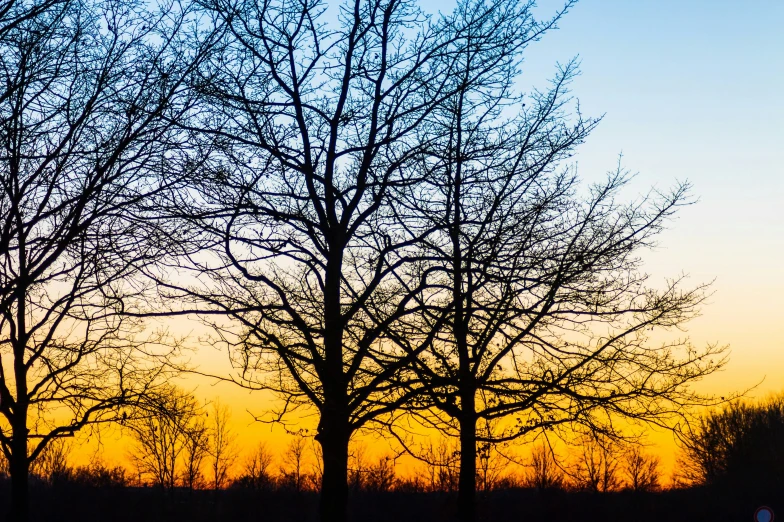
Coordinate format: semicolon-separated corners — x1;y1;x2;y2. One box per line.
66;279;782;484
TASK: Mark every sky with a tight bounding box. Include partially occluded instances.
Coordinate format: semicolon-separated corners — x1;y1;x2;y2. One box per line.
500;0;784;397
471;0;784;473
71;0;784;480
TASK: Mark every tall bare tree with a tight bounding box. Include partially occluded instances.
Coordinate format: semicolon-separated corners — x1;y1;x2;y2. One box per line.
387;38;728;522
0;0;213;518
128;387;203;490
182;415;210;490
623;445;660;492
209;399;238;489
570;434;621;493
157;1;561;520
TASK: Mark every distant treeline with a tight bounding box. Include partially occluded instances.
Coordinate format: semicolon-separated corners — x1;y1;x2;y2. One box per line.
2;393;783;521
0;471;777;522
0;424;665;495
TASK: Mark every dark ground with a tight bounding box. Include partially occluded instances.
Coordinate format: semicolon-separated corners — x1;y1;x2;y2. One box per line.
1;482;779;521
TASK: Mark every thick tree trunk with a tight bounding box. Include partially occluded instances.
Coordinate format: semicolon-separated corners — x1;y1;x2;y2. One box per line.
457;394;477;522
318;250;350;522
10;423;29;522
317;419;350;522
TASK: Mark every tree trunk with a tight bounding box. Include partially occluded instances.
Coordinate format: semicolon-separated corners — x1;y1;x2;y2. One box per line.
317;420;350;522
457;396;477;522
10;422;29;522
318;250;350;522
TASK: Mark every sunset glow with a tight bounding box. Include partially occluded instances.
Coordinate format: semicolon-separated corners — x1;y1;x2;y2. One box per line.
1;1;781;521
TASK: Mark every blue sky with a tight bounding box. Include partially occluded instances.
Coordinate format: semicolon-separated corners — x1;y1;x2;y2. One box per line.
423;0;784;394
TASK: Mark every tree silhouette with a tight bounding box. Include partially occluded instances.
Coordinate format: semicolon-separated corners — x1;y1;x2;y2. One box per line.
0;0;211;518
385;28;727;522
678;396;784;492
233;442;275;490
128;387;204;490
28;437;71;485
0;2;745;522
623;445;660;492
525;443;564;491
182;414;210;490
208;399;238;489
281;434;310;492
363;454;397;493
419;438;460;492
476;440;507;493
570;435;621;493
155;0;548;520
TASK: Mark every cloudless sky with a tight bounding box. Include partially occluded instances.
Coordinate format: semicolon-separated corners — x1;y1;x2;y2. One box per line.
425;0;784;395
410;0;784;472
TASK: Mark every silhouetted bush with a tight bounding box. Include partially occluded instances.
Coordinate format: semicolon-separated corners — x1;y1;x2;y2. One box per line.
70;463;129;488
231;443;276;491
679;395;784;492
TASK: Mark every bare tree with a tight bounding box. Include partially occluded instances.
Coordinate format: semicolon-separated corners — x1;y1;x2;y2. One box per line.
234;442;275;490
156;1;549;520
366;455;397;493
128;387;202;490
281;433;310;492
525;443;564;491
676;396;784;489
570;435;621;493
29;437;71;485
386;19;727;521
420;438;460;492
209;399;238;489
476;440;508;493
182;416;210;490
0;0;214;518
347;442;368;492
623;445;661;492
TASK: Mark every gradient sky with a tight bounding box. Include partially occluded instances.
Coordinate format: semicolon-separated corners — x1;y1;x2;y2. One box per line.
72;0;784;479
500;0;784;397
429;0;784;474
